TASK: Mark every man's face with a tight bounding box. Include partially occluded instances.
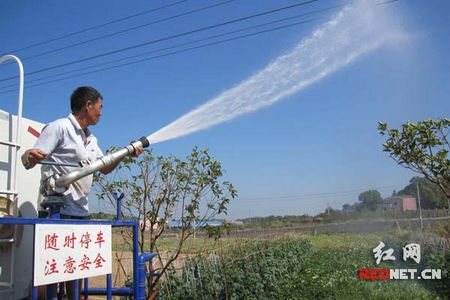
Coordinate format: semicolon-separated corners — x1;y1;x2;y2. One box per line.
86;98;103;125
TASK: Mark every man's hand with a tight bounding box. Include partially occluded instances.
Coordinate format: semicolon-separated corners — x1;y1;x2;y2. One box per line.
129;141;144;157
21;149;48;169
101;141;145;175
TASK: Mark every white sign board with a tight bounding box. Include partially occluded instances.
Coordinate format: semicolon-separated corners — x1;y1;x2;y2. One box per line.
34;224;112;286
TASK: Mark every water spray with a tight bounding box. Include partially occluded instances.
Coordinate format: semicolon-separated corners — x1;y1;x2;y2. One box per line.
38;1;403;194
146;1;403;145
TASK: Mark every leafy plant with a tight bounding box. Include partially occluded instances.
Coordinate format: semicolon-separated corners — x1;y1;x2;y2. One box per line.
160;234;443;299
93;147;237;297
378;119;450;212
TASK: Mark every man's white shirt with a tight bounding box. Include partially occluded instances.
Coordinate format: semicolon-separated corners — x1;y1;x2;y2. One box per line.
34;114;103;216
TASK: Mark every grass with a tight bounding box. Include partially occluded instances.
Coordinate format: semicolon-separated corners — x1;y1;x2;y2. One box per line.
157;231;445;299
110;228;448;299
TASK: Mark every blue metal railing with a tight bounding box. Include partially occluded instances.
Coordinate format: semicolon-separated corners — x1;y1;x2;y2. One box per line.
0;192;157;299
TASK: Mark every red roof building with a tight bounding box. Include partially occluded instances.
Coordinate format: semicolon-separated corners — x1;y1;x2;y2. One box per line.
382;195;417;211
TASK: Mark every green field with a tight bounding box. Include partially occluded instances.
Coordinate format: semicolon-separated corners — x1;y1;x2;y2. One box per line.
154;230;449;300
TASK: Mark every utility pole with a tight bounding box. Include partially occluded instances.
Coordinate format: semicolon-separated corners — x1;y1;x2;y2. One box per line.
416;182;423;230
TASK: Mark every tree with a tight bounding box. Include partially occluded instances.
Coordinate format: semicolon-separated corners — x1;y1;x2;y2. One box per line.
358;190;383;211
378;119;450;212
93;147;237;298
397;177;448;209
342;203;352;211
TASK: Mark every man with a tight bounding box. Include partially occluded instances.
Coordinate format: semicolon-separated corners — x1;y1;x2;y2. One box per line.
22;86;144;299
21;86;143;218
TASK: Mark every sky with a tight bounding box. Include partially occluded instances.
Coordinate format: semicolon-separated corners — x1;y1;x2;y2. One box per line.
1;0;449;219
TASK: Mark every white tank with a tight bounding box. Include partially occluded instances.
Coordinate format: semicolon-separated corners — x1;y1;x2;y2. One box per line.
0;109;44;300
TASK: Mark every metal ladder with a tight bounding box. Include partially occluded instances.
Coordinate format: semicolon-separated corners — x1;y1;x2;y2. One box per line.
0;55;24;294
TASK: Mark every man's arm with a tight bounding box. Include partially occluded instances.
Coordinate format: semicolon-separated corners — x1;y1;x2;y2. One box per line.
22;122;61;169
21;149;48;169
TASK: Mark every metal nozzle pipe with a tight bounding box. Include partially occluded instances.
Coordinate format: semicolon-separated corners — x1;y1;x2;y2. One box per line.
55;137;149;187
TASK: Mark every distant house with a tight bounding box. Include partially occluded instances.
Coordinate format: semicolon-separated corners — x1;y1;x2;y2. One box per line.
381;195;417;211
227;220;244;226
168;219;224;229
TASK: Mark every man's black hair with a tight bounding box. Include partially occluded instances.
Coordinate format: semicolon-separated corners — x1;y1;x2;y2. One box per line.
70;86;103;112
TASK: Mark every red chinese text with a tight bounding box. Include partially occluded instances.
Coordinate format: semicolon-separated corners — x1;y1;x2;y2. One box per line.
44;233;60;251
44;259;59;276
79;232;92;249
93;253;106;268
63;232;77;249
78;254;92;271
63;256;77;274
95;230;106;248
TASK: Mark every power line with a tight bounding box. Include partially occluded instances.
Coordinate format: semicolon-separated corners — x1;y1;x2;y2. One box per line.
0;0;319;83
1;0;190;55
0;17;323;94
21;0;236;61
0;0;399;93
0;5;340;91
0;0;400;93
236;185;403;202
